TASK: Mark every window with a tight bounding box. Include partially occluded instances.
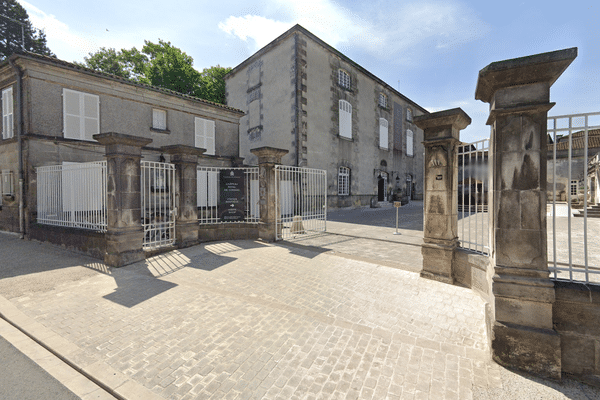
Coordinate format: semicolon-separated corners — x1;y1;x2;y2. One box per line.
152;109;167;130
338;69;350;89
406;129;414;156
63;89;99;141
570;180;578;196
379;118;389;149
407;108;413;122
1;170;13;196
197;170;218;207
2;87;14;139
339;100;352;139
378;93;387;108
338;167;350;196
195;117;215;155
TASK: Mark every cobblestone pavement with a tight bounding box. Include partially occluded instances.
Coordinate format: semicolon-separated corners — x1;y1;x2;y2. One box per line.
1;231;599;399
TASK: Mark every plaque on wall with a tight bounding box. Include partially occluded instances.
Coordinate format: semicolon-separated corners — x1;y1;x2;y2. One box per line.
219;169;246;222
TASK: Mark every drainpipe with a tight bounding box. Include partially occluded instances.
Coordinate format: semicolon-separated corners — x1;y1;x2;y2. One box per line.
294;33;300;167
8;57;25;239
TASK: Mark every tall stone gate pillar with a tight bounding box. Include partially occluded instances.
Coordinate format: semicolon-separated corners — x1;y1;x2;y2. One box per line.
414;108;471;284
94;132;152;267
251;147;289;242
163;145;205;248
475;48;577;379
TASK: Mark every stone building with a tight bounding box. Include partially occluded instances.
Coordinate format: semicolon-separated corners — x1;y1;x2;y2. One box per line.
547;129;600;202
224;25;428;208
0;52;244;235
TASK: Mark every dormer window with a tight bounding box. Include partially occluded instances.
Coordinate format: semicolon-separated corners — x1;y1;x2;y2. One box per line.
338;69;350;89
378;93;387;108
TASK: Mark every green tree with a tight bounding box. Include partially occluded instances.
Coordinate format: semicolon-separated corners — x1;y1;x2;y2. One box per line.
79;40;231;104
0;0;54;61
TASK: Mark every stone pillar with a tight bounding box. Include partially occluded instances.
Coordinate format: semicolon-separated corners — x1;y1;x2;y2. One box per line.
251;147;289;242
475;48;577;379
163;145;206;248
414;108;471;284
94;132;152;267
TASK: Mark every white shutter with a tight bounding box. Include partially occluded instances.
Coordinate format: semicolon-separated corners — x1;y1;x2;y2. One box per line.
61;162;103;212
153;109;167;130
197;170;208;207
379;118;388;149
339;100;352;139
250;178;259;218
2;87;14;139
407;129;414;156
195;117;215;155
63;89;99;141
208;171;218;207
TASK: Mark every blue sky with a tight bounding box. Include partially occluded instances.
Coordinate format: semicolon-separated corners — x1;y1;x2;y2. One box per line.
19;0;600;142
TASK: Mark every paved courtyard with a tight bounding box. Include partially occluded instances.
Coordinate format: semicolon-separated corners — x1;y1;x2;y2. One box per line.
1;211;599;399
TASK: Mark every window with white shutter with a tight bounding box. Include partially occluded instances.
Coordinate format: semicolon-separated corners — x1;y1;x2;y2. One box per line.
152;109;167;130
63;89;99;141
378;93;387;108
379;118;389;149
407;108;413;122
197;170;218;207
2;87;14;139
339;100;352;139
194;117;215;155
407;129;414;156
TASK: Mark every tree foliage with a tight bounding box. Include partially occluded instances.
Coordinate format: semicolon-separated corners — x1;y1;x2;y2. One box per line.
79;40;231;104
0;0;54;61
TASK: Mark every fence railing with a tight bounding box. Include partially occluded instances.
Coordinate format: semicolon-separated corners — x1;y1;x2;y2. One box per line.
141;161;176;250
275;165;327;240
36;161;107;231
457;139;490;255
197;166;260;224
548;111;600;284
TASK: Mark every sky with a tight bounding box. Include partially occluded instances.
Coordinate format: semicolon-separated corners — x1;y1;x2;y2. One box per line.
17;0;600;143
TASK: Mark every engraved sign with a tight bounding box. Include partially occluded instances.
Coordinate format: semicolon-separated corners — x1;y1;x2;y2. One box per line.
219;169;246;222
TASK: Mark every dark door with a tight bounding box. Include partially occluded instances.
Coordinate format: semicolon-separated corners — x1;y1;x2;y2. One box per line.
378;178;385;201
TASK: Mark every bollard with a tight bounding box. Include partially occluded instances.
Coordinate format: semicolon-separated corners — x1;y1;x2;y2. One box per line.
393;201;401;235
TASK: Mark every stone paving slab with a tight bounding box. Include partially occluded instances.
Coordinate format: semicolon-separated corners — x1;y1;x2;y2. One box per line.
1;231;599;399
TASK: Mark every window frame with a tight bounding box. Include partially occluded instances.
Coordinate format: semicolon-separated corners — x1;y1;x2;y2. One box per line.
378;93;387;108
338;166;350;196
194;117;216;155
338;69;351;89
152;108;168;131
62;88;100;141
339;100;352;139
406;129;414;157
379;118;389;149
2;87;14;139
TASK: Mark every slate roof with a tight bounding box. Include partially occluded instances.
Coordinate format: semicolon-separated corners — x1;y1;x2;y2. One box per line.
1;51;244;115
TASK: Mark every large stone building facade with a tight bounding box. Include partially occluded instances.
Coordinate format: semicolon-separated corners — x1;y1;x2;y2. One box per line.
225;25;428;208
0;52;244;235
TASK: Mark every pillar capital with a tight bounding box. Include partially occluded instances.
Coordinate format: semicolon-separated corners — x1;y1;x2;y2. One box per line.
94;132;152;158
475;47;577;106
415;108;471;142
162;145;206;164
251;147;289;165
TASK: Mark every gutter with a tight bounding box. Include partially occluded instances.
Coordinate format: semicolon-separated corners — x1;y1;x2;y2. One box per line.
8;58;25;239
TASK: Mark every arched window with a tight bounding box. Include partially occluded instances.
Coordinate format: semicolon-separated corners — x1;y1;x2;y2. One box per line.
338;69;351;89
339;100;352;139
338;167;350;195
406;129;414;156
378;93;387;108
379;118;388;149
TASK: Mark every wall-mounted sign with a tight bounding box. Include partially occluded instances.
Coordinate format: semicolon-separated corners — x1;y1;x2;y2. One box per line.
219;169;246;222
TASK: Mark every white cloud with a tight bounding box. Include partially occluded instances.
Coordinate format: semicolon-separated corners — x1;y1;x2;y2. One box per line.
218;0;488;63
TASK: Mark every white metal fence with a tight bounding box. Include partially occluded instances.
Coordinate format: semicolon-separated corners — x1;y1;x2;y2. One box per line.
197;166;260;224
275;165;327;240
457;139;490;255
36;161;107;231
548;111;600;283
141;161;176;250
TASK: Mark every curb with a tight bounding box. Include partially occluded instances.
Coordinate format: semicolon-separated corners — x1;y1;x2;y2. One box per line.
0;295;163;400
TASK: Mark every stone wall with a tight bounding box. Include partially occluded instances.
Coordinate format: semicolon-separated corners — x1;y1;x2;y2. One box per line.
198;223;259;243
553;281;600;378
27;223;106;260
